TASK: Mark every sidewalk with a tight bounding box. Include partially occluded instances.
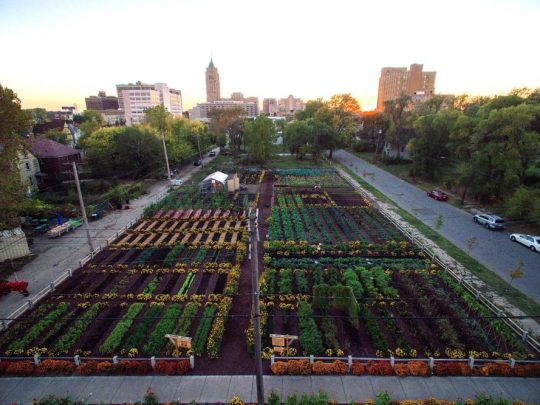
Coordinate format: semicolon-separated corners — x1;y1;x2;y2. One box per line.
0;375;539;404
0;151;218;319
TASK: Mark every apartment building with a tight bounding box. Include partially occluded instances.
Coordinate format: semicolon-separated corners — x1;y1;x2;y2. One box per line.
116;82;183;125
376;64;436;111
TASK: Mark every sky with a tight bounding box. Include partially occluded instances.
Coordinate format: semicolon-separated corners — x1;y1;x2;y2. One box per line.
1;0;539;112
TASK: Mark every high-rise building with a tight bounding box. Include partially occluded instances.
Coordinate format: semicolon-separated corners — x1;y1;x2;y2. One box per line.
116;82;183;125
188;100;258;120
376;64;436;111
278;95;305;116
263;98;278;116
206;59;221;102
85;91;119;111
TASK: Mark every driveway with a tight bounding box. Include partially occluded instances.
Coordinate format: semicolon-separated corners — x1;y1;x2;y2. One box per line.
0;148;221;319
334;150;540;304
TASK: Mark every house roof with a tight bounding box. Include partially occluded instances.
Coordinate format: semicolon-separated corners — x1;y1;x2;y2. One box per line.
201;171;228;185
32;119;65;134
27;137;80;159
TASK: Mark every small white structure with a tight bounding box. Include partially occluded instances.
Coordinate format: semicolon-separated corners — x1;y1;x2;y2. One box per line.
200;171;229;193
0;227;30;262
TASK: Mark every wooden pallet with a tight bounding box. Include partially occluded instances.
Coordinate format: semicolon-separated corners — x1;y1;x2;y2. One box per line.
231;232;238;244
168;233;181;246
157;220;171;232
190;221;200;231
154;232;169;247
218;232;226;244
141;233;158;247
181;233;192;244
145;221;159;232
201;221;209;231
179;222;189;231
212;221;220;231
223;221;231;231
193;233;203;244
134;221;148;232
206;232;215;243
234;221;243;231
131;233;145;246
173;209;184;219
118;233;133;245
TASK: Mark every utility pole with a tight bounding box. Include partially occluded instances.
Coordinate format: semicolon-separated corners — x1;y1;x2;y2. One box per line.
72;162;94;253
196;133;204;168
161;127;172;182
249;209;264;405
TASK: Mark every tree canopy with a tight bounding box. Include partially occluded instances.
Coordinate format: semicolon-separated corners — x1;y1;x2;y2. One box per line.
244;115;276;164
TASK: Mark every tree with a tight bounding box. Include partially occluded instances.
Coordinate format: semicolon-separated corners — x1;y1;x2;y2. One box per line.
25;108;48;124
42;129;69;145
383;94;411;159
359;112;389;154
408;109;459;179
225;118;244;156
327;93;361;113
77;110;105;137
113;126;163;179
0;85;30;229
284;120;311;159
244;116;276;164
168;118;197;164
509;259;524;287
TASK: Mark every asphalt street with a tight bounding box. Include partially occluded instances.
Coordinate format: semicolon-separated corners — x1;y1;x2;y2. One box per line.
334;149;540;304
0;149;220;319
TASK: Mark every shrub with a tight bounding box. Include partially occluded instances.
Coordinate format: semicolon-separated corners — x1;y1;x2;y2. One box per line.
100;303;145;355
297;301;324;355
75;361;99;376
143;303;183;355
433;361;470;376
35;360;76;376
154;360;178;375
514;363;540;377
271;361;288;375
351;362;365;375
5;361;34;376
286;359;311;375
312;360;347;375
366;361;393;376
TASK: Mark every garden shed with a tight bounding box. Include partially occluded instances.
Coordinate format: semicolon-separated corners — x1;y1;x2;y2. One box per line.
199;171;229;193
0;227;30;262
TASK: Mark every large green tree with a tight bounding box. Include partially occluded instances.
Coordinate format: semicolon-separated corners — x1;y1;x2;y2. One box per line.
383;94;411;159
0;85;30;228
244;115;276;164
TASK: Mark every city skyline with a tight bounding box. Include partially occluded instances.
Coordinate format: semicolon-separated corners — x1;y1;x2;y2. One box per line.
1;0;539;112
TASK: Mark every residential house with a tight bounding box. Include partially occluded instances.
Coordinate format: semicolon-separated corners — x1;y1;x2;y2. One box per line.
26;137;81;187
17;149;40;193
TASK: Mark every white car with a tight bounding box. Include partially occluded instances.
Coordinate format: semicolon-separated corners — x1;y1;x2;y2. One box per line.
510;233;540;252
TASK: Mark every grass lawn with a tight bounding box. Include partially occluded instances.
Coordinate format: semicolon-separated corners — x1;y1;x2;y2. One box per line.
263;154;330;169
339;163;540;318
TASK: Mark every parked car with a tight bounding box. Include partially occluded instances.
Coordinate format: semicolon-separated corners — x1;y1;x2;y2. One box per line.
193;159;202;166
208;151;216;157
473;213;505;230
510;233;540;252
427;189;448;201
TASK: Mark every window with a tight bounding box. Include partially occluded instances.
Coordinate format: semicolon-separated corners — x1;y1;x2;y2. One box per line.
25;162;30;171
29;176;34;185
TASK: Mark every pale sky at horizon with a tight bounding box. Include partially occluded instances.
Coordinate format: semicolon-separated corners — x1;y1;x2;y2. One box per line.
1;0;539;112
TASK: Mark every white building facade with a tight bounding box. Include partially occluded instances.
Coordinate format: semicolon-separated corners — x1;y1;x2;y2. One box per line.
116;82;183;125
188;100;258;120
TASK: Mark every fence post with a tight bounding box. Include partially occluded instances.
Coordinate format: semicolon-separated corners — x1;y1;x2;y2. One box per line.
150;356;156;369
390;356;395;369
112;355;119;364
429;357;435;372
74;355;81;366
522;331;529;342
309;355;314;365
34;354;41;365
27;299;34;309
347;355;353;372
271;355;275;366
190;355;195;369
509;358;516;369
468;356;475;370
68;268;72;277
49;282;55;293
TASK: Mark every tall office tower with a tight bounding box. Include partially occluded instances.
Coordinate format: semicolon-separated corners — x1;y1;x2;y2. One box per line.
376;64;436;111
206;58;221;102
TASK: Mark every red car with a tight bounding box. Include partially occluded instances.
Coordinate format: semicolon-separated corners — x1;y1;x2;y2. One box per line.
427;189;448;201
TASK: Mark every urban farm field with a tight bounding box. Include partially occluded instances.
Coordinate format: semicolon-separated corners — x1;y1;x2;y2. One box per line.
0;168;536;377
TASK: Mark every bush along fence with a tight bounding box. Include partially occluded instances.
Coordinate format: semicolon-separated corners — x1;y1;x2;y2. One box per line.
0;355;194;376
335;166;540;355
269;355;540;377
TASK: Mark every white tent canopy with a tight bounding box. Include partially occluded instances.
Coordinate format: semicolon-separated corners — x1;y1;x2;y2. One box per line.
201;171;228;185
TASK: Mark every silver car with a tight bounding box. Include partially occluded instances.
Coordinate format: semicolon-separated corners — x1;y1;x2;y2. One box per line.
510;234;540;252
473;214;505;230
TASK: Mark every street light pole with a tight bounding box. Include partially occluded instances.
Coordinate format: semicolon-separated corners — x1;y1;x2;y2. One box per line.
161;127;172;183
196;133;204;168
249;209;264;405
72;162;94;254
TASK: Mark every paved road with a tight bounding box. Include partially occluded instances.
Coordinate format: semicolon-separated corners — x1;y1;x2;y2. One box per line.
1;375;538;404
334;150;540;304
0;149;220;319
